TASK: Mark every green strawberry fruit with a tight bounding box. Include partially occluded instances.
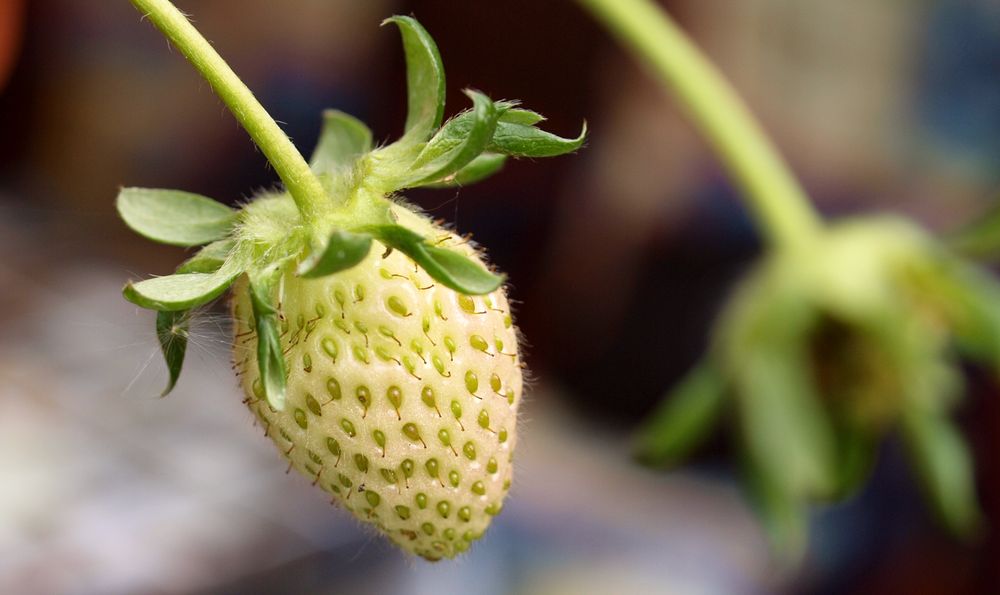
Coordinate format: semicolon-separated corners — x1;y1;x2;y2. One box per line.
231;206;521;559
119;1;583;560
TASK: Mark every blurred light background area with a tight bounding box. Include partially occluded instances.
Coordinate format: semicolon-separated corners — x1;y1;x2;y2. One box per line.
2;0;999;593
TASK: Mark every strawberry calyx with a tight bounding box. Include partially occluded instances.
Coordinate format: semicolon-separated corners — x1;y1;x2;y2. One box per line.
635;216;999;557
118;7;584;407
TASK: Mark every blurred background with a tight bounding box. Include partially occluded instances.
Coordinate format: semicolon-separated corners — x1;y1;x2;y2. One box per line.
2;0;1000;593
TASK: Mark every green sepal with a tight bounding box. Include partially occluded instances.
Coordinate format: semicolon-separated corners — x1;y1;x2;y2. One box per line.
916;253;1000;368
365;224;503;295
744;455;809;564
117;187;236;247
948;200;1000;261
423;153;507;188
400;90;503;188
248;268;288;411
297;229;373;278
499;108;545;126
384;15;446;142
123;261;241;311
148;243;236;396
902;409;981;537
633;360;727;467
156;309;189;397
736;337;837;501
432;103;585;158
177;239;234;274
309;109;373;175
830;421;877;501
489;119;587;158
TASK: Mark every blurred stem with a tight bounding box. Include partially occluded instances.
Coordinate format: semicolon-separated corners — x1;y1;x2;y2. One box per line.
128;0;326;223
577;0;822;251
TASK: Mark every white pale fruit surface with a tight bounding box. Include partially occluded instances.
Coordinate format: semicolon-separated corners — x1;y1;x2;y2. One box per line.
232;206;520;560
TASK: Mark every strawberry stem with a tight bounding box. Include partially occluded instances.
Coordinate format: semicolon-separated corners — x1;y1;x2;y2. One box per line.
577;0;822;251
129;0;326;223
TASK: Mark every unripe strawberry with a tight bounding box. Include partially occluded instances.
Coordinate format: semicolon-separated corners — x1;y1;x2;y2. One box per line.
118;5;582;561
232;207;520;559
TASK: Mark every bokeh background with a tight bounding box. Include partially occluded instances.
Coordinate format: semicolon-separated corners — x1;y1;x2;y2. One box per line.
2;0;1000;593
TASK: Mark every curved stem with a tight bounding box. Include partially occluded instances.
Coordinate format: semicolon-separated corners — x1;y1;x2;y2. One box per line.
129;0;326;222
577;0;823;250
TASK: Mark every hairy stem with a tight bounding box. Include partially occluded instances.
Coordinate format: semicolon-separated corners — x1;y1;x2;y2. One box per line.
129;0;326;222
577;0;822;250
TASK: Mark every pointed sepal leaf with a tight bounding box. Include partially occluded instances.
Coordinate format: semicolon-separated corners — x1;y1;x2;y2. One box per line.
123;262;241;311
309;110;373;175
745;457;809;564
489;119;587;158
248;269;288;411
401;90;502;188
917;253;1000;368
417;243;504;295
117;188;236;247
499;108;546;126
177;239;234;274
736;338;837;500
830;421;877;500
297;229;373;278
156;309;189;396
366;224;503;295
423;153;507;188
384;15;446;142
634;360;727;467
948;201;1000;261
902;409;981;536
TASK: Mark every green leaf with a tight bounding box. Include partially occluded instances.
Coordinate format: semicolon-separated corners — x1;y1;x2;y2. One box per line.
744;456;809;563
117;188;236;247
177;239;234;274
142;242;236;393
365;222;425;247
423;153;507;188
916;253;1000;368
427;102;584;158
309;109;373;175
418;243;504;294
384;15;446;142
401;90;502;187
736;337;837;500
248;269;287;411
831;421;877;500
500;108;545;126
156;310;189;396
123;262;241;311
365;224;504;295
901;409;981;536
633;360;727;467
489;119;587;157
297;229;373;278
948;200;1000;261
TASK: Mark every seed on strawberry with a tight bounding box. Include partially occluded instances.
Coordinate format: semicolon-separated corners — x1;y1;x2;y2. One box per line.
119;1;582;560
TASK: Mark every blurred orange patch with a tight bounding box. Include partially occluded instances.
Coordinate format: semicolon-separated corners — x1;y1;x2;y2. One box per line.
0;0;24;90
